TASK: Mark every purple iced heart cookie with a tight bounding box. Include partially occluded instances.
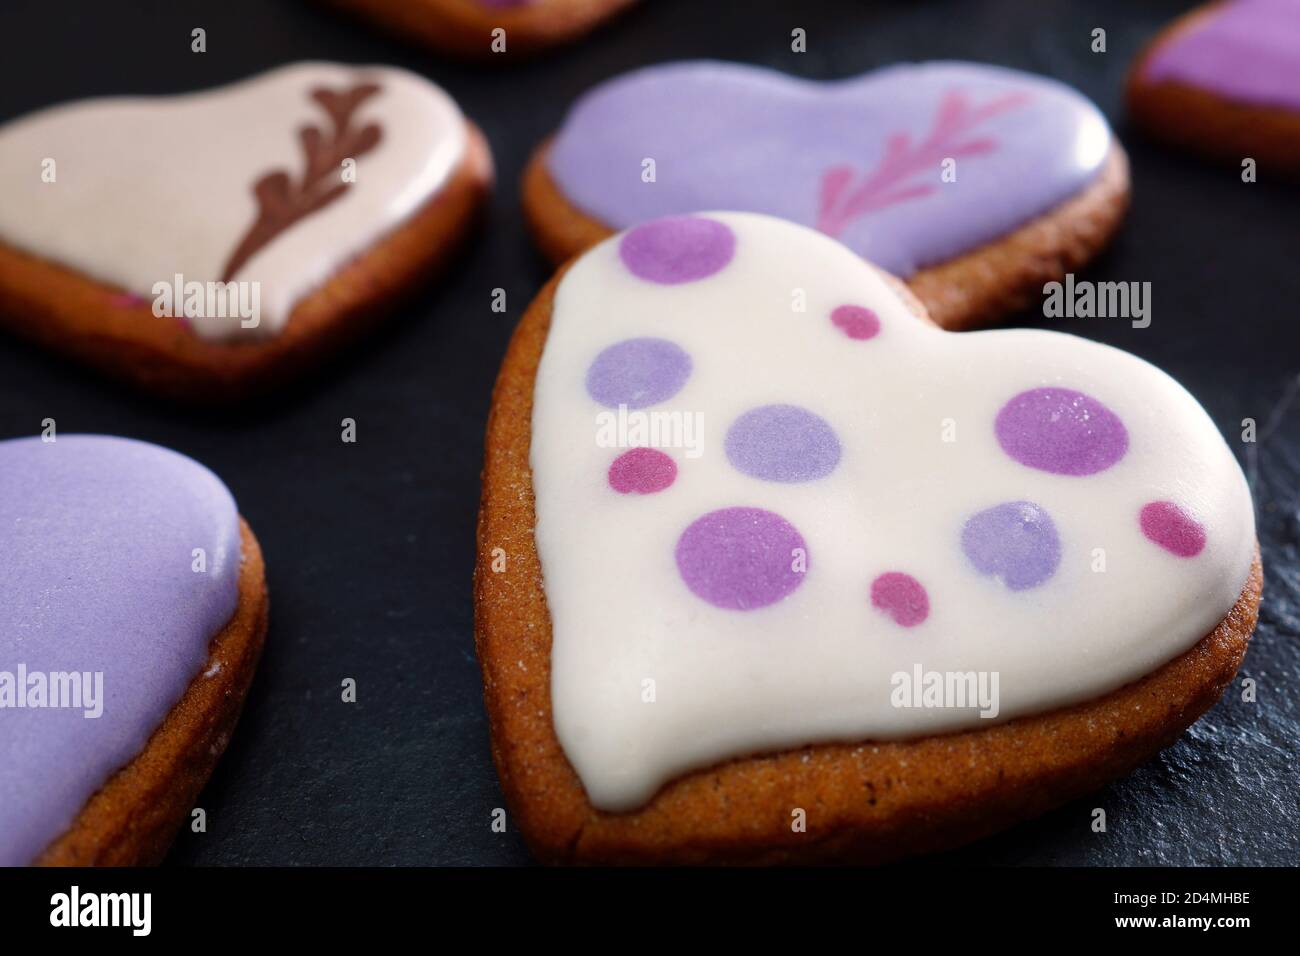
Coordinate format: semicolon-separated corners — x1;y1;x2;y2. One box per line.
0;435;267;865
526;60;1129;329
1129;0;1300;174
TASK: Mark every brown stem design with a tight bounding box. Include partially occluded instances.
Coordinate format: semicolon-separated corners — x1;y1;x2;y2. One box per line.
220;82;384;282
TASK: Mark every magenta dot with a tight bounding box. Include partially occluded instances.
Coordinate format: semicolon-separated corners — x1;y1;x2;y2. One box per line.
831;304;881;341
870;572;929;627
1140;501;1206;557
618;216;736;285
995;387;1128;476
675;507;807;610
608;448;677;494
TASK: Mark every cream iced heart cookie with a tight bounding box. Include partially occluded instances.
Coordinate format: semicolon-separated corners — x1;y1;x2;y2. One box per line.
323;0;638;59
0;435;268;866
475;213;1261;865
1128;0;1300;175
523;60;1130;330
0;62;492;400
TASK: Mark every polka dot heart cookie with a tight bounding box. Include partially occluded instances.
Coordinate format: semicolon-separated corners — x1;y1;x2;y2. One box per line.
476;212;1261;865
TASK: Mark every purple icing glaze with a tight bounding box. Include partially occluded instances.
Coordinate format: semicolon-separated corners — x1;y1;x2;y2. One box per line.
961;501;1061;591
585;337;692;409
619;215;736;284
548;61;1112;276
676;507;807;610
1144;0;1300;110
724;404;841;482
995;387;1128;476
0;435;241;865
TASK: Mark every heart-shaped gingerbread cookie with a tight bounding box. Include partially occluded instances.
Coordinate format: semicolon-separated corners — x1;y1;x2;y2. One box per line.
0;62;492;399
0;435;268;865
524;61;1129;330
1128;0;1300;174
324;0;639;58
476;213;1260;864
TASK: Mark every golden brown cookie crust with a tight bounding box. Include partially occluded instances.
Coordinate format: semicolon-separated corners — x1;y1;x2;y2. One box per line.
35;518;270;866
324;0;637;58
0;122;493;403
521;140;1130;331
474;268;1263;866
1127;0;1300;176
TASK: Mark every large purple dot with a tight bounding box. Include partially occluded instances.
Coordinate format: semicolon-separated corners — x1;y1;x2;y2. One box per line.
995;387;1128;476
585;337;692;409
618;216;736;285
724;404;841;483
675;507;808;610
961;501;1061;591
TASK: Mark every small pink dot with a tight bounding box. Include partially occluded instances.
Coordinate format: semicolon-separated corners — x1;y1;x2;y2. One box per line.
831;304;881;341
870;572;929;627
1140;501;1206;557
608;447;677;494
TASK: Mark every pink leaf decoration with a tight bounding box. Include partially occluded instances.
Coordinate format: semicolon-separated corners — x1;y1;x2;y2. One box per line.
819;164;854;220
870;184;937;209
815;86;1031;238
949;137;997;157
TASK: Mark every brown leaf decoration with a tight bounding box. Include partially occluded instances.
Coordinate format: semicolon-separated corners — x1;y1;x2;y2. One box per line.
221;81;385;282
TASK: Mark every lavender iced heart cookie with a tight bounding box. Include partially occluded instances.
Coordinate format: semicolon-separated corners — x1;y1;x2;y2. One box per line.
0;62;492;400
0;435;268;866
1128;0;1300;174
475;213;1260;864
523;60;1130;331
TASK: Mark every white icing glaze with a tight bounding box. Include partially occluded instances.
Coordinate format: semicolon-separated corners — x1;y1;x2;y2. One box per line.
0;62;467;340
530;212;1256;812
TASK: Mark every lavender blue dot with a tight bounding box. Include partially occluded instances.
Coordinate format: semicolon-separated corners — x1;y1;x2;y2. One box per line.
995;387;1128;476
618;216;736;285
676;507;807;610
961;501;1061;591
585;337;692;409
724;404;841;483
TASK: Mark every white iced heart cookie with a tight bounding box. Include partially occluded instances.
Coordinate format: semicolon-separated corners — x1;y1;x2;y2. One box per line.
0;62;491;398
524;212;1257;815
0;62;465;340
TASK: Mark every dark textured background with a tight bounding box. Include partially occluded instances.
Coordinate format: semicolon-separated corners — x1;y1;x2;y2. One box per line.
0;0;1295;866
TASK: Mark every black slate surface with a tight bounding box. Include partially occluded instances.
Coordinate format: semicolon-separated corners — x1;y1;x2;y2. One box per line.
0;0;1295;866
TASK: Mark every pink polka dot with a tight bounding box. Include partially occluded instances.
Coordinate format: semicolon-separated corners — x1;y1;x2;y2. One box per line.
870;572;929;627
831;304;881;340
109;292;149;308
608;448;677;494
1140;501;1206;557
